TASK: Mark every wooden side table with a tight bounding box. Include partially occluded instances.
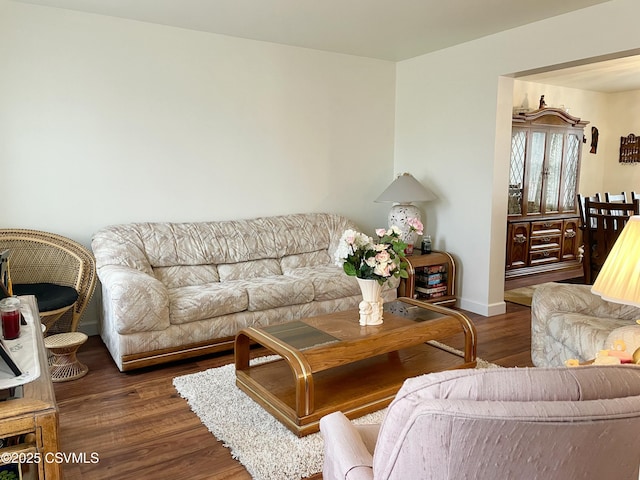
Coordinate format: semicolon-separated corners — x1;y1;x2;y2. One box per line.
398;251;456;306
0;296;61;480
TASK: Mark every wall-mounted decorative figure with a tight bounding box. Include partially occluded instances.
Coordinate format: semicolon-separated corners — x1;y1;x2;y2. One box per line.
590;127;599;154
619;134;640;164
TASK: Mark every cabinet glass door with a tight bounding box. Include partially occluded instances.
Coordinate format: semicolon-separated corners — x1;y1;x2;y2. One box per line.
561;133;580;212
508;129;526;215
544;132;564;213
527;131;546;214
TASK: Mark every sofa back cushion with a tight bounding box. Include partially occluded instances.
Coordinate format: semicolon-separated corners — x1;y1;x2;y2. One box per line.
374;366;640;480
280;251;331;273
218;259;282;282
93;213;357;282
153;265;220;289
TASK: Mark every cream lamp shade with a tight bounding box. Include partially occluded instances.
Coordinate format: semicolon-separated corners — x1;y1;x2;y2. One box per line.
375;173;436;243
591;215;640;307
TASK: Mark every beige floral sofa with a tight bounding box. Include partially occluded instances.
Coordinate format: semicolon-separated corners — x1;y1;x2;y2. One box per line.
92;213;396;371
531;283;640;366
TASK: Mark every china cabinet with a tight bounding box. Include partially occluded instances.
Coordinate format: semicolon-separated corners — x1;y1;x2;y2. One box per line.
505;108;588;283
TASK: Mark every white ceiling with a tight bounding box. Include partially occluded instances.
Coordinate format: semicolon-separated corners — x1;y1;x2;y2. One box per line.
16;0;608;61
518;54;640;94
14;0;640;93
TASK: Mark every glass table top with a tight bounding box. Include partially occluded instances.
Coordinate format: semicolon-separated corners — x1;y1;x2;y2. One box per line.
260;299;449;351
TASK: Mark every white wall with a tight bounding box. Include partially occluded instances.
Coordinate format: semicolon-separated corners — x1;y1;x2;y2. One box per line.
396;0;640;315
0;1;397;331
0;1;398;242
603;90;640;192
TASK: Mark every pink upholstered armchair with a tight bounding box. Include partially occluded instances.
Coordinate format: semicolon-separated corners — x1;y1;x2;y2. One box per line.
320;366;640;480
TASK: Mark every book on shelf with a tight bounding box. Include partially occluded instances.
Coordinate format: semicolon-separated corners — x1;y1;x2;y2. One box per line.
416;275;447;287
425;265;446;274
427;291;446;298
415;285;448;295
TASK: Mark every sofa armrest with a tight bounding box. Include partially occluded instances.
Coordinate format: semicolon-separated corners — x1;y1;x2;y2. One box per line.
98;265;170;334
531;283;640;367
532;283;640;320
320;412;376;480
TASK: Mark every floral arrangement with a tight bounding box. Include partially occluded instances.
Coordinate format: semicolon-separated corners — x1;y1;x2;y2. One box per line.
334;226;410;284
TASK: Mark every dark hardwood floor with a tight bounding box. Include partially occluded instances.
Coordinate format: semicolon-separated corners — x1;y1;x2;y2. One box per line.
53;302;533;479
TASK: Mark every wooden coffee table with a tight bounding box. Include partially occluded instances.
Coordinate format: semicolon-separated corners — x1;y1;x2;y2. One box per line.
234;297;477;436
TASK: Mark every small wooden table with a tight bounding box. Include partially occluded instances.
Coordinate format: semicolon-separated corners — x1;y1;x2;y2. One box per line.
235;298;476;436
398;251;456;306
0;296;61;479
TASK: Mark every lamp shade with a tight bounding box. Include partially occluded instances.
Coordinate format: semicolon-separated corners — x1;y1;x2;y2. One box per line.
375;173;435;204
591;215;640;308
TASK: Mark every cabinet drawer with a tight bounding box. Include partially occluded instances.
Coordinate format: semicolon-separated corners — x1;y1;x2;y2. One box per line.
531;221;562;235
530;248;560;265
530;234;561;250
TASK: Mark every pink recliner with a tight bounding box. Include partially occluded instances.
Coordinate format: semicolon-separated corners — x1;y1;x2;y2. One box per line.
320;366;640;480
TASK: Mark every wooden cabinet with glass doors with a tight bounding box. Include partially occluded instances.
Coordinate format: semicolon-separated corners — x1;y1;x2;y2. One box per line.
505;108;588;283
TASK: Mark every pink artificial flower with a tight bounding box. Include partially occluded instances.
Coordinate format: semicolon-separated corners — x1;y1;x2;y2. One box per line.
375;228;386;237
374;263;391;277
408;218;424;235
375;250;391;263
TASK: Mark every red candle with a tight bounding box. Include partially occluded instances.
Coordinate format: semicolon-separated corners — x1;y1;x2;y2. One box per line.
1;310;19;340
0;297;21;340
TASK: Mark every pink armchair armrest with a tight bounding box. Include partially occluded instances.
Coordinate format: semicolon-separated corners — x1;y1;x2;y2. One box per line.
320;412;380;480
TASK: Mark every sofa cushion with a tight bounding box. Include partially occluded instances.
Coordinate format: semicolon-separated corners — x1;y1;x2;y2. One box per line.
153;265;220;289
246;276;314;311
546;312;632;361
606;325;640;355
531;283;640;366
280;250;331;273
372;367;640;480
168;282;248;325
94;214;355;270
284;265;360;300
218;259;282;282
13;283;79;312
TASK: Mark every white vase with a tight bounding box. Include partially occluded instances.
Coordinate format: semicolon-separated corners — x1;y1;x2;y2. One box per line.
356;277;384;326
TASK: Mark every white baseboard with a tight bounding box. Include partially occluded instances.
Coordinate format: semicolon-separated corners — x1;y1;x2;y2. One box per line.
458;298;506;317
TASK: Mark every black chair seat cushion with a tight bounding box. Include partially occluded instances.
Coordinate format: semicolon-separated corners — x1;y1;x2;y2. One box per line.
13;283;78;313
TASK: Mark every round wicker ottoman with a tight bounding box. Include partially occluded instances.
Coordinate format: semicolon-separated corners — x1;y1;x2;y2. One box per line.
44;332;88;382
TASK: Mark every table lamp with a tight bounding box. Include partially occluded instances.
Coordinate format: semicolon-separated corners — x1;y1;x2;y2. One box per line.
375;173;435;242
591;215;640;362
591;215;640;307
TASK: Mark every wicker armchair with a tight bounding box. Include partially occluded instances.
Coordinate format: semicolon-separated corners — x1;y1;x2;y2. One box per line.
0;229;96;333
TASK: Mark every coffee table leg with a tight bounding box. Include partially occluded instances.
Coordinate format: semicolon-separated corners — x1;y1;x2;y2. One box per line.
234;332;251;369
289;354;314;417
235;329;315;418
399;298;477;364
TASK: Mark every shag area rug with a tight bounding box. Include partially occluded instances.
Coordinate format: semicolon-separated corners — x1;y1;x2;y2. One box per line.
173;344;498;480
